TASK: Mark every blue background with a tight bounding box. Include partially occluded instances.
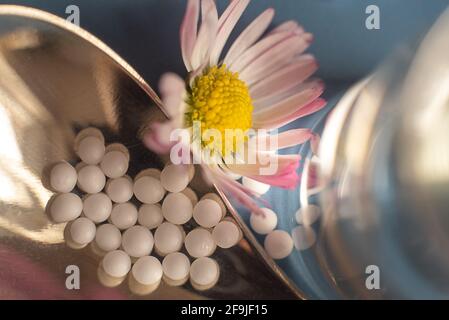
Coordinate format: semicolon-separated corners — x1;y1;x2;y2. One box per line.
1;0;448;85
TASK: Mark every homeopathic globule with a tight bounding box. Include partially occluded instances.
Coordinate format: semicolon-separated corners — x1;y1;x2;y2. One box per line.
44;126;249;294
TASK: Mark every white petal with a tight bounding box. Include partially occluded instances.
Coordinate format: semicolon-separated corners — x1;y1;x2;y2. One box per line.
191;0;218;70
228;30;293;73
250;54;317;101
143;120;179;154
252;80;324;123
209;0;250;65
180;0;200;71
268;20;303;35
223;8;275;66
254;78;318;109
159;72;186;118
249;128;313;151
239;33;312;85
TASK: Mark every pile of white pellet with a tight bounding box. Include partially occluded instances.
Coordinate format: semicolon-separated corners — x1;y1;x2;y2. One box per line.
46;127;243;294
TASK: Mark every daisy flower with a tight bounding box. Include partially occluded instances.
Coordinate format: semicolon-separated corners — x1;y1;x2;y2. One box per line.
143;0;325;214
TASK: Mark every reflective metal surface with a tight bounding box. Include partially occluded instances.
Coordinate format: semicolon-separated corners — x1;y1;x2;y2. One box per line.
0;5;300;299
307;7;449;299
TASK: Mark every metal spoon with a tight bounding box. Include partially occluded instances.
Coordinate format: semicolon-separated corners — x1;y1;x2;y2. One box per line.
0;5;301;299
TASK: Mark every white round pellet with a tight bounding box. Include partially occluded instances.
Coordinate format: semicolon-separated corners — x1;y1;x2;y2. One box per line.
135;168;161;180
250;208;278;235
242;177;270;195
184;228;216;258
160;164;190;193
264;230;294;260
154;222;184;255
131;256;162;285
193;199;222;228
50;193;83;223
50;162;77;193
190;257;219;287
121;225;154;258
138;204;163;229
100;151;129;178
77;165;106;194
201;193;226;216
102;250;131;278
295;204;321;226
161;192;193;225
212;220;241;249
70;217;96;245
162;252;190;282
83;192;112;223
110;202;138;230
105;143;130;160
74;127;104;147
106;176;133;203
95;223;122;252
76;136;105;165
291;225;316;251
182;187;198;206
75;161;87;172
133;176;165;204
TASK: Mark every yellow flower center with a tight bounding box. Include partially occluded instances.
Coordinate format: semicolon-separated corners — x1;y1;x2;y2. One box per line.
185;65;253;156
